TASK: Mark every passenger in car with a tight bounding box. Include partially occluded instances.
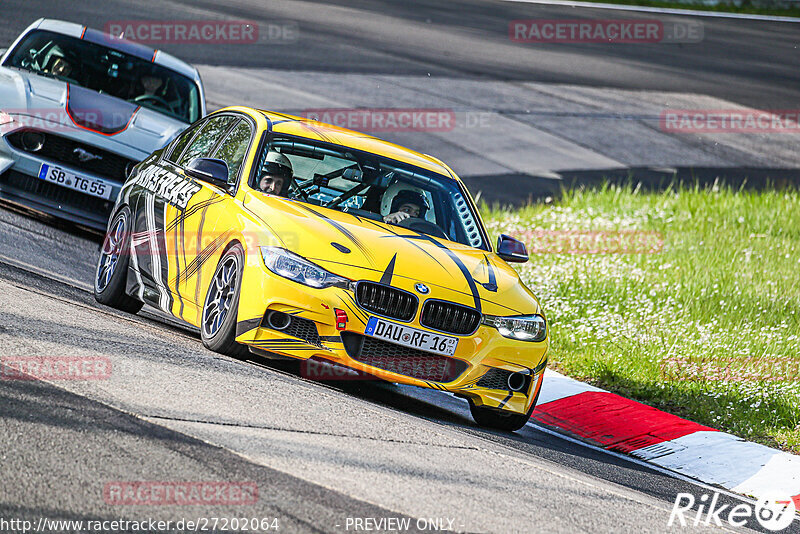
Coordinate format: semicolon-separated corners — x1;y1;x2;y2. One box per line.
383;189;429;224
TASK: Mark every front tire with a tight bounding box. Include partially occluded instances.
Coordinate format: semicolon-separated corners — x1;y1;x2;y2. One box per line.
200;244;248;358
94;206;143;314
469;401;534;432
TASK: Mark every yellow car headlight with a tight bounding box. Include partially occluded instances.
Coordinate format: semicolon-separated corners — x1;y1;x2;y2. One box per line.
260;246;352;289
483;314;547;342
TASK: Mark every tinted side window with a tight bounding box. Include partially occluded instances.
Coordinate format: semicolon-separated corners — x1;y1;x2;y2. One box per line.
166;122;202;163
211;120;253;184
177;115;238;167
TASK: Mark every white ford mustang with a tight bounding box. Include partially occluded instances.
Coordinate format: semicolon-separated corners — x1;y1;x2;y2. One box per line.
0;18;206;230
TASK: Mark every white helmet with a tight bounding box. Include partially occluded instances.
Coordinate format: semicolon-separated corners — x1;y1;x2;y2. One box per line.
263;150;293;177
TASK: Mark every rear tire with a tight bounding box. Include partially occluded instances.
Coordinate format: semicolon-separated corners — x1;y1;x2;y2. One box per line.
200;244;249;358
94;206;143;314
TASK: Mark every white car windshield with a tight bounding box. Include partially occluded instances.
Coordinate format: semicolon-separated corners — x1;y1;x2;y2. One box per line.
4;29;201;123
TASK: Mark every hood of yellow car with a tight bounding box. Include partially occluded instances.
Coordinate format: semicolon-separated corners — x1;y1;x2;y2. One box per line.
243;193;540;316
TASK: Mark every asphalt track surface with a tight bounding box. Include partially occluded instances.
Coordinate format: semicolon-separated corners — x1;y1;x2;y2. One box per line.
3;0;799;109
1;1;797;533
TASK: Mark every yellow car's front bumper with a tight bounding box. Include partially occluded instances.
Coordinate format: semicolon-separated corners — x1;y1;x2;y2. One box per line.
234;265;548;416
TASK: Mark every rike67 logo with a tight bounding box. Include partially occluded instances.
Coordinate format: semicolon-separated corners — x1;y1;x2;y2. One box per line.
669;492;797;531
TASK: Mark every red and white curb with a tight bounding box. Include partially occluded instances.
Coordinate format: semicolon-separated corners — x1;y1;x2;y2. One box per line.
534;370;800;508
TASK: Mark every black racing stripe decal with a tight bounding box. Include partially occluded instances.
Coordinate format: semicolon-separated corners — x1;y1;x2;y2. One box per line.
172;206;185;319
482;254;498;292
179;205;189;315
178;229;232;287
149;195;173;313
379;253;396;285
236;317;263;337
461;376;482;387
339;293;369;324
358;218;449;273
533;358;548;374
402;234;482;312
305;126;335;145
493;358;525;368
248;340;320;351
270;115;338;144
293;203;375;265
342;302;368;326
498;391;515;409
309;258;522;315
265;113;301;122
242;337;301;345
251;346;319;352
194;203;210;304
166;196;224;232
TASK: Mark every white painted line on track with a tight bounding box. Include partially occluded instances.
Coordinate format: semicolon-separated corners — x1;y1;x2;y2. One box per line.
503;0;800;22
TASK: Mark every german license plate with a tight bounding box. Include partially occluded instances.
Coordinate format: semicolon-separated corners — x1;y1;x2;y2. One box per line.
38;163;113;200
365;317;458;356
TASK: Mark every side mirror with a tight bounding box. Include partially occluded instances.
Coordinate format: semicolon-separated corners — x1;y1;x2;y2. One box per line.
497;234;528;263
186;158;230;190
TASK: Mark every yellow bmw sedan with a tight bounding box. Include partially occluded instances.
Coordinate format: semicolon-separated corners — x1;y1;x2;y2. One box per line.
94;106;549;431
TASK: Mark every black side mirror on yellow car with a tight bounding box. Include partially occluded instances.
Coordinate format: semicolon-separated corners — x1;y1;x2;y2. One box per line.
497;234;528;263
186;158;230;191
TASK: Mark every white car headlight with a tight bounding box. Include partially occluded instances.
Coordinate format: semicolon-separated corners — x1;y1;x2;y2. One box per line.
482;314;547;342
260;246;351;289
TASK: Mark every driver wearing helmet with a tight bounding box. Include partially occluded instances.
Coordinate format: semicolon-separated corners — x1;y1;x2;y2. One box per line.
258;151;293;196
140;72;165;97
44;49;75;78
383;189;429;225
49;55;73;78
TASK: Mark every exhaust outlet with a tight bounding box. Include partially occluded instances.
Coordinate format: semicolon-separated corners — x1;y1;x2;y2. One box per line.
266;311;292;331
507;371;528;392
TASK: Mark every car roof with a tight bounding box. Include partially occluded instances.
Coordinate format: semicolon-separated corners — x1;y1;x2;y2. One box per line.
31;19;200;82
254;109;458;180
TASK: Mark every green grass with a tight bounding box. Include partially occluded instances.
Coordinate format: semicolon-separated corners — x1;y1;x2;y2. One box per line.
481;183;800;453
578;0;800;17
